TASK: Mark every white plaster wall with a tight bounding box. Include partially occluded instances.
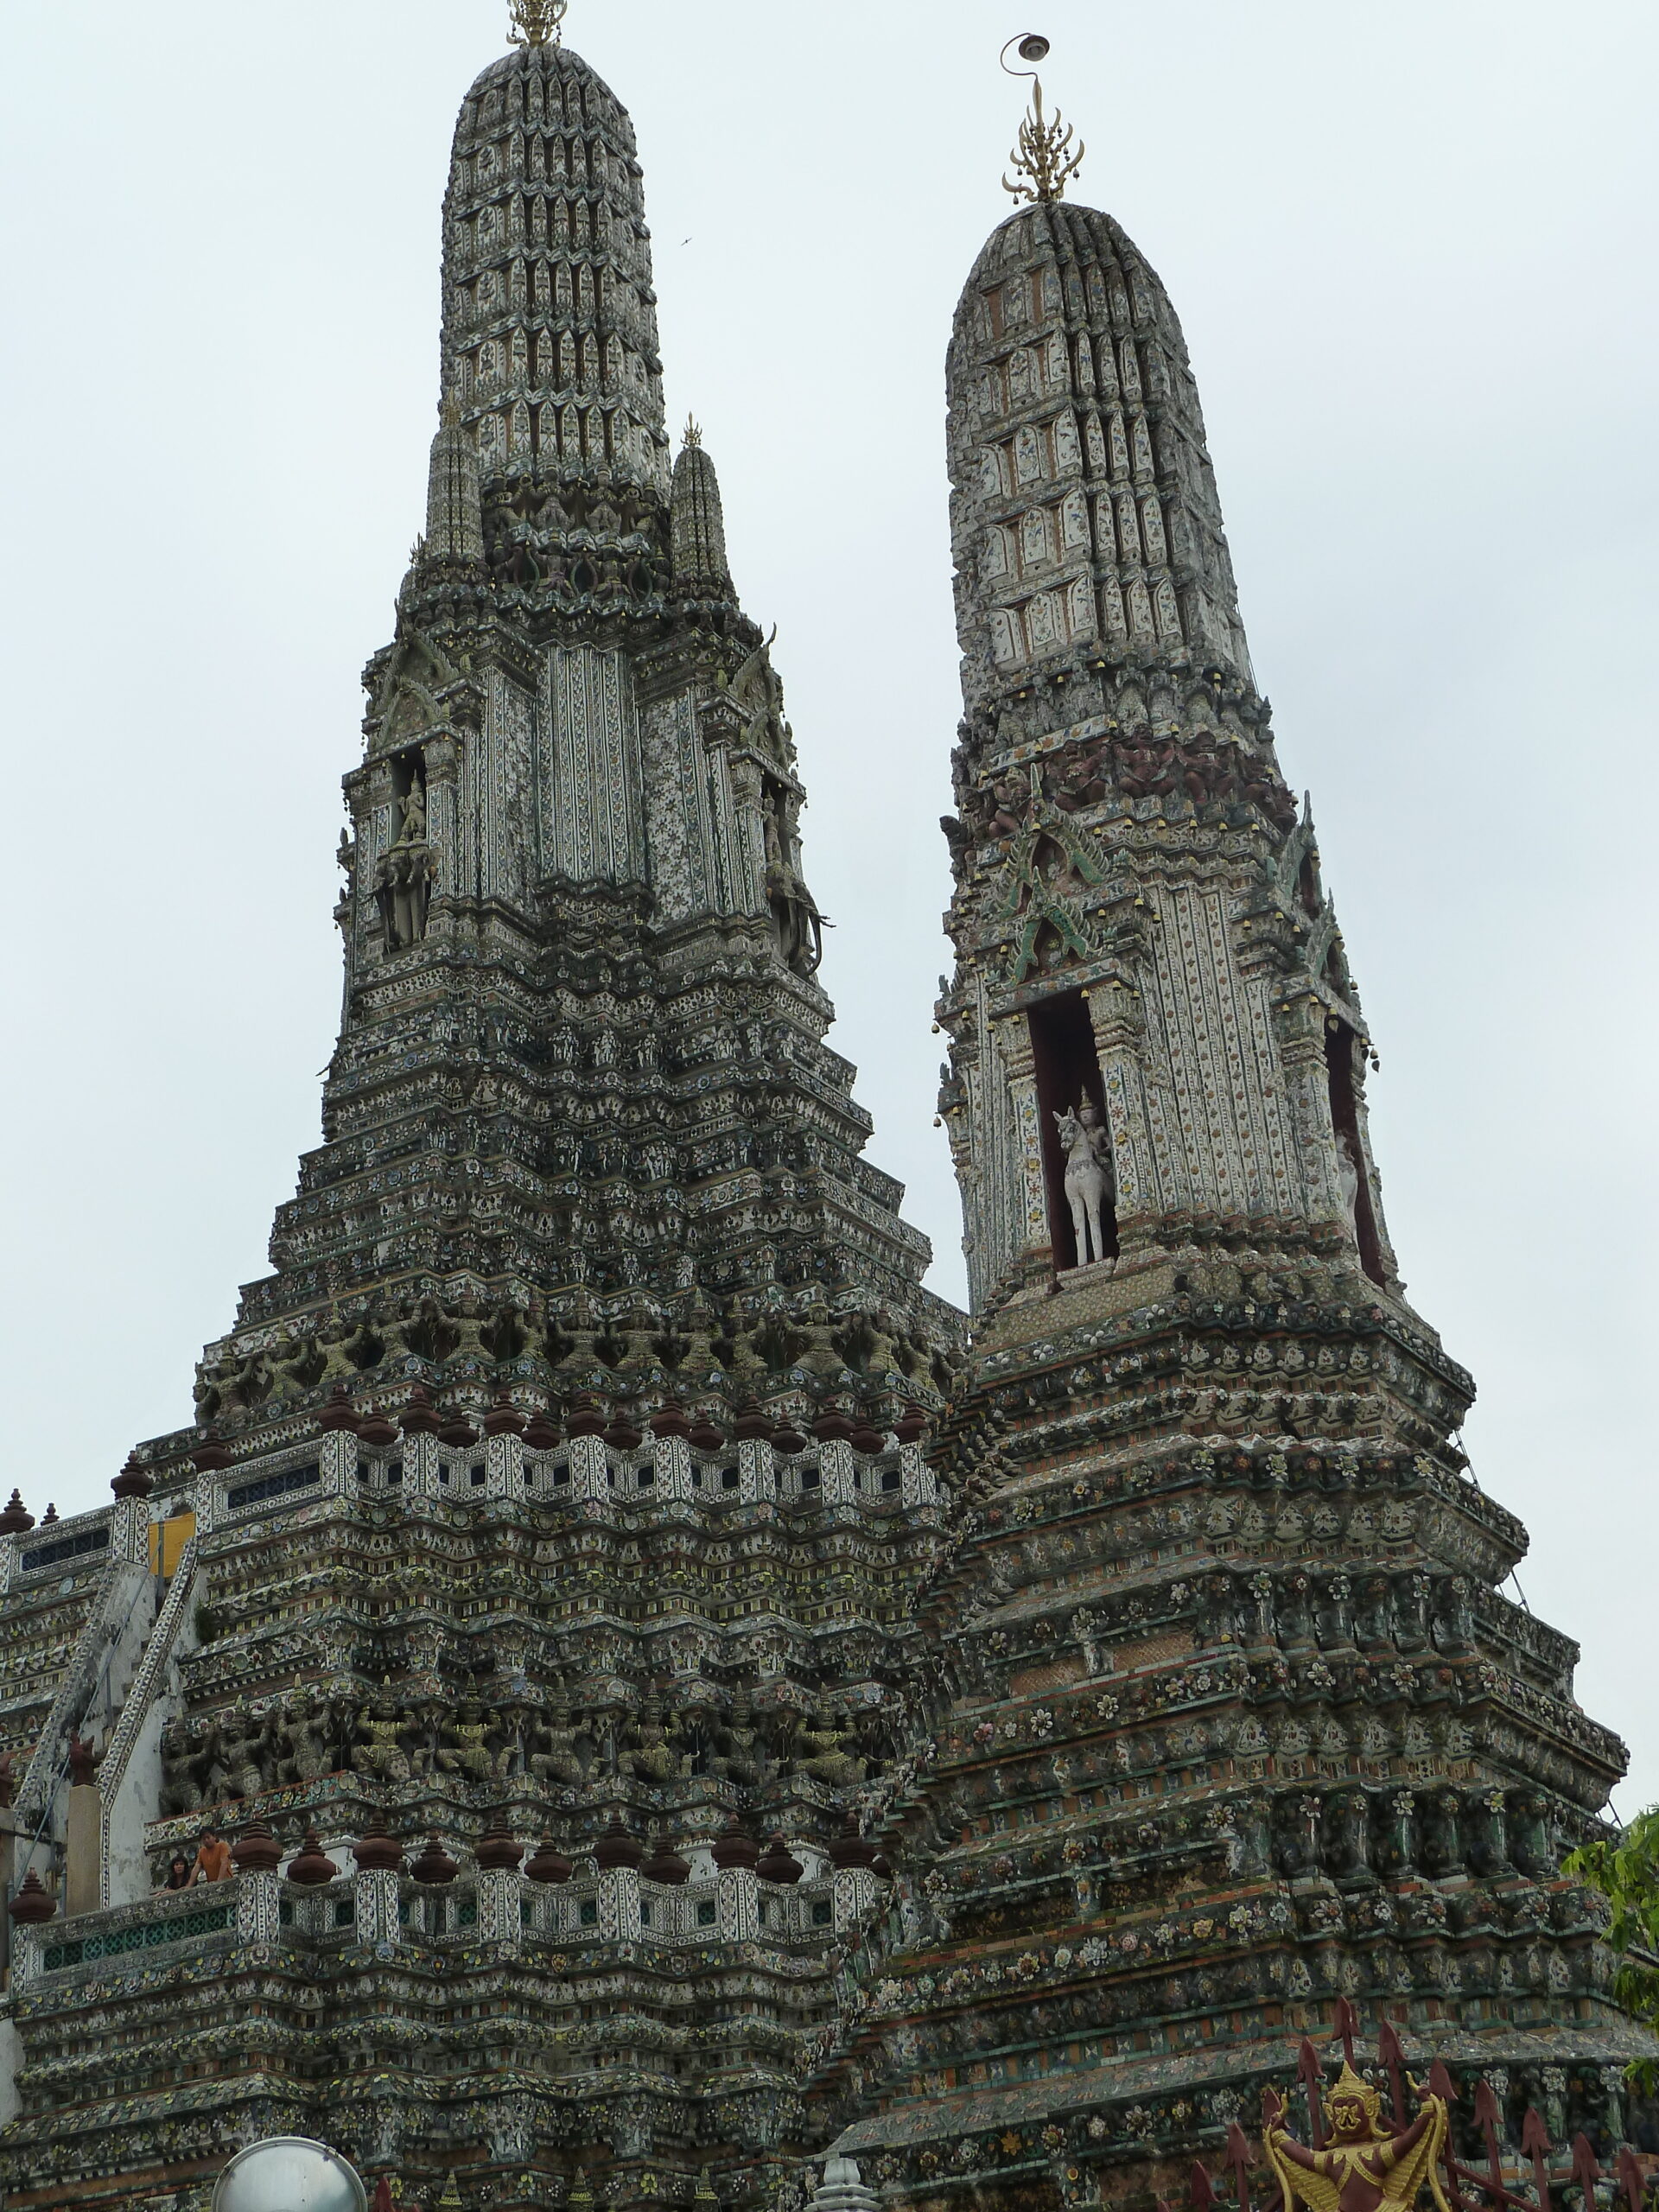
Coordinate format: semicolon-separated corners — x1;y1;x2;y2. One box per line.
105;1578;200;1910
0;2009;20;2129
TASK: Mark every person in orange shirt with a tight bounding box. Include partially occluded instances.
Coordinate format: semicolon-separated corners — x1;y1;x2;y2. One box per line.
192;1827;234;1884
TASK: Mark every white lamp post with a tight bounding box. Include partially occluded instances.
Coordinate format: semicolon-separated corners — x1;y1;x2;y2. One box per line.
212;2138;369;2212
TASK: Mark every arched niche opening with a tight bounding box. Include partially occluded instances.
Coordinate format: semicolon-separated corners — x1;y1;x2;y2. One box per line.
1027;987;1118;1271
1325;1014;1384;1285
1298;851;1321;918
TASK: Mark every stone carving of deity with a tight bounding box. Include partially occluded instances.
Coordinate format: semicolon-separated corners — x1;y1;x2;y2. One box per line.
1052;1098;1114;1266
762;788;823;977
1335;1130;1362;1241
375;773;438;950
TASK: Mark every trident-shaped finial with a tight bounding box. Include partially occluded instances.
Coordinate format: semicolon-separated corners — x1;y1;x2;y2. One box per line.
509;0;568;47
1001;33;1086;205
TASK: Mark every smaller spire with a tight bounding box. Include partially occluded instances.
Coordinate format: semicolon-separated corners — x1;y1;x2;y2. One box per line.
422;400;485;571
508;0;568;48
1001;34;1085;205
671;429;734;600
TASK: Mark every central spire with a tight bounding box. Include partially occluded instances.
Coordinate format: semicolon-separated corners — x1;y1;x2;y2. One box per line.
442;35;667;519
204;23;957;1405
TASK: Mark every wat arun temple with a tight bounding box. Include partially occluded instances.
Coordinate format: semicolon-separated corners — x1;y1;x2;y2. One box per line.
0;5;1648;2209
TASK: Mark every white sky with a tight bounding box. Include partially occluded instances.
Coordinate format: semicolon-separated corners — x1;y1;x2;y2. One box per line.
1;0;1655;1810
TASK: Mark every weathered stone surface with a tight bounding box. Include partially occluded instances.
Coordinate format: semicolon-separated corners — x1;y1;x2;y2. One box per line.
1;38;1647;2212
0;27;960;2211
807;179;1650;2210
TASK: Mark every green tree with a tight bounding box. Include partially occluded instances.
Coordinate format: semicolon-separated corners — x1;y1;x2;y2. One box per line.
1566;1805;1659;2091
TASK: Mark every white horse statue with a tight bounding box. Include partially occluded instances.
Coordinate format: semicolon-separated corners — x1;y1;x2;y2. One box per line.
1052;1097;1115;1266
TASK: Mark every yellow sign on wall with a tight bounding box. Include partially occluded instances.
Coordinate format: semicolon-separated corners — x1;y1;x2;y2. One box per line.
147;1514;194;1580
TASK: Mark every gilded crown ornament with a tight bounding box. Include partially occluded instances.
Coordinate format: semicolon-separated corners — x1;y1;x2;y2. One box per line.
1001;31;1085;205
509;0;568;46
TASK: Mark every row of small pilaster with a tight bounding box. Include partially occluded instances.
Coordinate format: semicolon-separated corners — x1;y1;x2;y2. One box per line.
195;1428;938;1537
11;1858;886;1990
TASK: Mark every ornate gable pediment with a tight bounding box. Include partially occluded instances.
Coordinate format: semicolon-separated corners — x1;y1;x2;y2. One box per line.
367;629;462;752
999;769;1109;982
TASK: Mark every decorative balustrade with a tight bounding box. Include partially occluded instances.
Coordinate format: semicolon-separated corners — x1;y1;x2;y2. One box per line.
219;1426;937;1523
12;1853;857;1993
14;1879;238;1984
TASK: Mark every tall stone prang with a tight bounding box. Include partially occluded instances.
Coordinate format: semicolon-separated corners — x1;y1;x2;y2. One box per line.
813;74;1651;2209
0;17;962;2208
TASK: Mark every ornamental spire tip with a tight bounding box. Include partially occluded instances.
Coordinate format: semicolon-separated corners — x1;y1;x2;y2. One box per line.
1001;32;1085;205
509;0;568;48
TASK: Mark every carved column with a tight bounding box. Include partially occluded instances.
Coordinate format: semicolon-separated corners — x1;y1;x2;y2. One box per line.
995;1014;1054;1274
476;1866;523;1949
597;1865;640;1942
568;1433;607;1504
1088;976;1154;1249
63;1783;101;1919
235;1868;283;1948
735;1437;772;1504
726;752;770;920
1276;977;1346;1234
321;1429;357;1504
715;1866;758;1942
353;1866;401;1949
832;1866;879;1932
816;1438;855;1510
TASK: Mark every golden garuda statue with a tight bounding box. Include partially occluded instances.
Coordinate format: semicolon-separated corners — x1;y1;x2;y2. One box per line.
1264;2062;1452;2212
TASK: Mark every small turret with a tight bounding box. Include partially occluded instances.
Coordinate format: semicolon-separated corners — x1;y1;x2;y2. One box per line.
671;420;734;600
423;398;484;571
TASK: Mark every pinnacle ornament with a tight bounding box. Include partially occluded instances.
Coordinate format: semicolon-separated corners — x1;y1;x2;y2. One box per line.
508;0;567;47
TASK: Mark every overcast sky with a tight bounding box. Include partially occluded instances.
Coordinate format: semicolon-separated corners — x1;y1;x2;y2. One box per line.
1;0;1654;1809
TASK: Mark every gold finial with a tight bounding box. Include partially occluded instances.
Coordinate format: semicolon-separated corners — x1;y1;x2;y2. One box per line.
1001;32;1085;206
509;0;568;47
683;415;703;449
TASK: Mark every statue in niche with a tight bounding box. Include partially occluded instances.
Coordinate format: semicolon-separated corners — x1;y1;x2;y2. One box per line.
278;1692;339;1785
1052;1098;1115;1266
792;1708;867;1790
626;1694;692;1783
375;772;438;950
160;1713;237;1815
527;1690;587;1787
351;1698;414;1786
1335;1130;1362;1243
225;1708;281;1797
398;778;427;843
709;1688;761;1785
762;785;823;977
435;1701;506;1784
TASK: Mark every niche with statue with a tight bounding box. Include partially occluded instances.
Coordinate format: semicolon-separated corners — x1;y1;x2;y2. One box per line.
375;749;438;951
1325;1014;1383;1284
1027;988;1117;1270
